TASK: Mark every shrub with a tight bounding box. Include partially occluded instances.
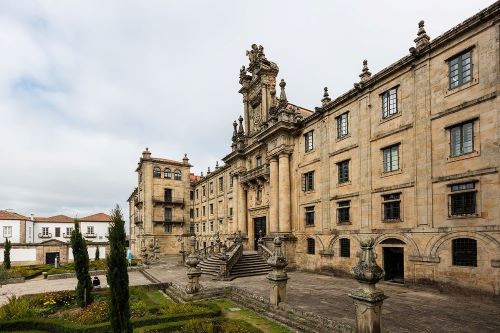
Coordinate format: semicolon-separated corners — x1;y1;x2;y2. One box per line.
70;221;93;308
130;300;148;318
39;291;75;308
3;238;11;269
0;296;35;320
161;303;209;315
76;300;110;324
95;246;100;261
180;318;214;333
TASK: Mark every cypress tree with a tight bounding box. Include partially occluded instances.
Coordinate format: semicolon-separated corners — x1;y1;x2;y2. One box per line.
95;246;100;261
107;205;132;333
70;220;93;307
3;238;11;269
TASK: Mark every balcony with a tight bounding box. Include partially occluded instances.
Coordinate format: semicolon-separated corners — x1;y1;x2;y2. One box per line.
134;218;143;225
134;196;143;207
152;196;184;207
240;164;270;184
39;233;52;238
154;217;185;224
84;233;97;238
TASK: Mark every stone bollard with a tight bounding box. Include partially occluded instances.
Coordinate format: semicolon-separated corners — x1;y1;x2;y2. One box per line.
215;232;221;254
348;237;387;333
267;237;289;306
186;236;202;294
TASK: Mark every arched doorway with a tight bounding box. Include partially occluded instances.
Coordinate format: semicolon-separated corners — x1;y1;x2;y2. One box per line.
381;238;405;283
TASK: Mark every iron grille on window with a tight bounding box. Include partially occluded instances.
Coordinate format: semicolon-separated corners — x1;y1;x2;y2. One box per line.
307;238;315;255
449;50;472;89
339;238;350;257
450;122;473;157
337;201;350;224
452;238;477;267
305;206;315;226
382;87;398;118
449;182;476;216
383;193;401;221
164;223;173;233
304;131;314;152
337;112;349;138
338;160;349;183
383;144;399;172
302;171;314;191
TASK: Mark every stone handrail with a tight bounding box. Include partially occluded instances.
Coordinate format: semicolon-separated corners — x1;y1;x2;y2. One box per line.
218;243;243;280
258;243;273;261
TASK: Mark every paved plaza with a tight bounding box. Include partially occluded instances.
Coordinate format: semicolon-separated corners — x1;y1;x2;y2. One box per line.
147;257;500;333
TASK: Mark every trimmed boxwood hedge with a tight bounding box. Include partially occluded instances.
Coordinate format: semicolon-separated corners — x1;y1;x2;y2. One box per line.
135;318;263;333
0;303;221;333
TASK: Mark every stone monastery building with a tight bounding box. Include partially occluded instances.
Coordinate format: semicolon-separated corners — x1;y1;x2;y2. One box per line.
129;2;500;294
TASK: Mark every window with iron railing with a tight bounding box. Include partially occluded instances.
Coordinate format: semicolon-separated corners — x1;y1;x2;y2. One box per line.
449;182;476;216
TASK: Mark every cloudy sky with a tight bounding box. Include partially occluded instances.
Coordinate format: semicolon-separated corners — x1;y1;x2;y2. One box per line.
0;0;494;219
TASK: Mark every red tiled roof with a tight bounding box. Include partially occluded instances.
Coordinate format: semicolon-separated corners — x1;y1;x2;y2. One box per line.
34;215;74;223
190;174;201;182
0;210;29;220
81;213;111;222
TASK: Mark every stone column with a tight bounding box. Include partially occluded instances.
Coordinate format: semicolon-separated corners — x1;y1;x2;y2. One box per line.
269;157;279;233
186;236;202;294
232;175;239;234
348;237;387;333
267;237;289;306
278;153;291;233
238;183;248;235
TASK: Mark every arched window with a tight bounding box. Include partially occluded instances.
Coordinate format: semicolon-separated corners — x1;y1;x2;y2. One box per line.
339;238;350;257
174;169;182;180
153;167;161;178
307;238;315;255
164;168;172;179
452;238;477;267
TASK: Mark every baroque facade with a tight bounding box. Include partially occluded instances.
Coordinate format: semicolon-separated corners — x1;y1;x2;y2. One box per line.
129;2;500;294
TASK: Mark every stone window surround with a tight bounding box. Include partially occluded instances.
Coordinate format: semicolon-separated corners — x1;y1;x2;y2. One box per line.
381;191;403;223
305;206;315;227
336;200;351;225
380;141;403;176
446;178;481;219
380;85;399;119
336;111;349;139
304;130;314;153
337;159;351;186
444;44;478;97
445;116;480;163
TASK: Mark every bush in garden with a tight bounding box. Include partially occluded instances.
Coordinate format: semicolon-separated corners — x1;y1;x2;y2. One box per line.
0;296;35;320
70;220;93;308
107;205;132;332
76;300;110;324
95;246;100;260
3;238;11;269
130;299;148;318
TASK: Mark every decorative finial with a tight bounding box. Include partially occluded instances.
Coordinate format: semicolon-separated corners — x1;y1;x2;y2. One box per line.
279;79;288;107
238;115;244;134
142;147;151;159
232;121;238;138
215;161;219;170
182;153;189;165
359;60;372;82
414;20;430;50
201;171;204;177
207;166;211;174
321;87;331;106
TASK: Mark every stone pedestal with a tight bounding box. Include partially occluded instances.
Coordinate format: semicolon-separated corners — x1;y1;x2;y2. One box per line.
267;237;289;306
348;237;387;333
185;236;202;294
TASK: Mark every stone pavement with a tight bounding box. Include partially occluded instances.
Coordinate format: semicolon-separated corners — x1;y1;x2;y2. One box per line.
147;257;500;333
0;271;150;306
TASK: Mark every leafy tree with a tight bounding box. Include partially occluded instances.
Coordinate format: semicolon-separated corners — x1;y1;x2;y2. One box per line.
107;205;132;333
95;246;100;261
70;220;93;307
3;238;11;269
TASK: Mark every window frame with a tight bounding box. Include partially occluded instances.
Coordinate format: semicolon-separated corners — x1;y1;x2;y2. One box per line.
449;121;474;157
302;171;315;192
3;226;12;238
381;87;398;119
307;238;315;255
452;238;477;267
382;193;401;222
164;223;173;233
382;144;400;173
174;169;182;181
304;130;314;152
219;177;224;192
339;238;351;258
448;182;477;217
153;167;161;178
337;200;351;224
337;160;350;184
336;112;349;138
164;168;172;179
448;49;473;90
305;206;315;226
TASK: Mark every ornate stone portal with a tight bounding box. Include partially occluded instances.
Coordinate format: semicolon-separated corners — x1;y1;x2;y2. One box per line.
185;236;202;294
267;237;289;306
348;237;387;333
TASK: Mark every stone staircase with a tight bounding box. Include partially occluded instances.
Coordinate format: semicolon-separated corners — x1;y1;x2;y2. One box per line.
199;251;272;280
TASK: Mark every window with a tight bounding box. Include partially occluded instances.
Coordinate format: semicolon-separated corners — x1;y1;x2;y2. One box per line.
452;238;477;267
337;112;349;138
210;204;214;215
382;87;398;118
337;200;351;224
210;221;214;232
3;226;12;238
202;206;206;216
66;227;73;236
339;238;350;257
190;209;194;219
219;177;224;191
304;131;314;152
190;224;195;234
383;144;400;173
164;168;172;179
202;186;206;196
449;50;472;89
305;206;315;226
165;208;172;221
450;122;473;157
449;182;476;216
383;193;401;221
196;208;199;217
87;226;94;234
337;160;349;184
164;223;173;233
230;176;234;188
195;224;199;233
190;191;194;200
153;167;161;178
302;171;314;192
174;169;182;180
164;188;172;203
209;182;213;194
229;207;233;217
196;189;199;199
307;238;315;255
256;186;262;202
55;227;60;237
256;156;262;167
202;223;206;232
42;227;49;236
